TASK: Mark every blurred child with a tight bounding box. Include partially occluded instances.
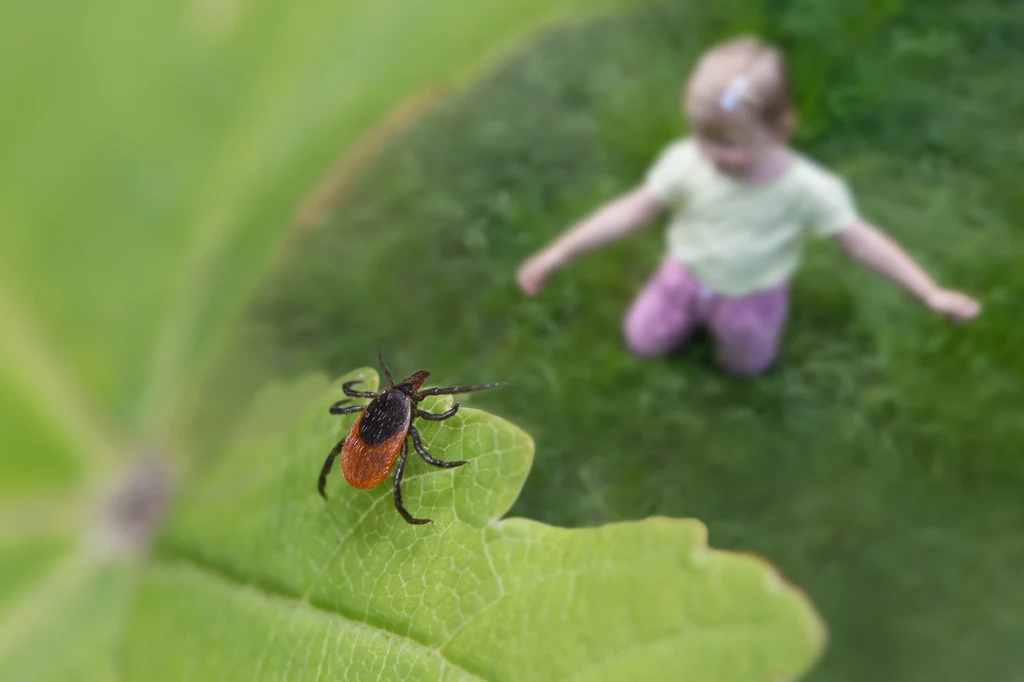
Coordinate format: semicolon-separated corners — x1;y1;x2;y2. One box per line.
516;36;980;376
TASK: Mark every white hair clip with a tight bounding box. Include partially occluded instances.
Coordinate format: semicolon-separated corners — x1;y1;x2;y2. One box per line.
719;75;750;111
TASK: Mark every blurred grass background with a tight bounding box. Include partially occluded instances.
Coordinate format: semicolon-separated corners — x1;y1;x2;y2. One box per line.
197;1;1024;680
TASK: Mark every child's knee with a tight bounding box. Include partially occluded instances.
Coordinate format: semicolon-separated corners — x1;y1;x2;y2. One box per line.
623;315;669;358
621;258;697;358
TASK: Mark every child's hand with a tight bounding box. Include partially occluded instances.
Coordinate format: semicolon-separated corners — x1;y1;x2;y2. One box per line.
516;248;565;296
926;288;982;322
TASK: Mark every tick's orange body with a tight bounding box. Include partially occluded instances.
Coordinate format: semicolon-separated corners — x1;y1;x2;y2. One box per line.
340;386;416;490
318;349;506;525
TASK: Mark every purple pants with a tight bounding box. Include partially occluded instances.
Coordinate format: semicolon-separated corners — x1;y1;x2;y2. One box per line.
623;255;789;376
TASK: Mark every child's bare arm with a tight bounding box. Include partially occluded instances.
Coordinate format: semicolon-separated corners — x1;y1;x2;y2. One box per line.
834;220;981;321
517;186;664;296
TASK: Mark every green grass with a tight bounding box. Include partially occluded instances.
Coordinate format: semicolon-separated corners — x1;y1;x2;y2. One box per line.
201;2;1024;680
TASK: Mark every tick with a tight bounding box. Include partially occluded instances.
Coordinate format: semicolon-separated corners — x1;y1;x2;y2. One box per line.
317;348;507;524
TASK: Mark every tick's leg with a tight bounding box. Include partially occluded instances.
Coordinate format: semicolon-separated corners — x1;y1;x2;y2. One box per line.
378;346;395;389
342;380;378;399
329;399;367;415
410;425;467;468
413;382;508;400
414;402;460;421
393;440;430;525
318;437;345;500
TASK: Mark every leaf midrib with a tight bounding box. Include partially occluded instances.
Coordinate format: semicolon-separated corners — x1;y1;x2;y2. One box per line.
0;274;119;475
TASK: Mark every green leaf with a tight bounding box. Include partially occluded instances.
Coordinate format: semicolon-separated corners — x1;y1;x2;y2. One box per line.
0;1;640;678
132;369;824;681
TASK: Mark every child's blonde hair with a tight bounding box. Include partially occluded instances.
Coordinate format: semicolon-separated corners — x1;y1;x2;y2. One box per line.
683;36;792;138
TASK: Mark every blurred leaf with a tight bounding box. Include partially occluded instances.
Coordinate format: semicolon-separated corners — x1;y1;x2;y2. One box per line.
130;369;824;681
0;558;130;682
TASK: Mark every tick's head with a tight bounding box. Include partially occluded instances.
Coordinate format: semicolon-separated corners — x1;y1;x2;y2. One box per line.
396;370;430;395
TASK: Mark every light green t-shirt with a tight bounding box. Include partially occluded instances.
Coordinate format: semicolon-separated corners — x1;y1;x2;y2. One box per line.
645;137;859;296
